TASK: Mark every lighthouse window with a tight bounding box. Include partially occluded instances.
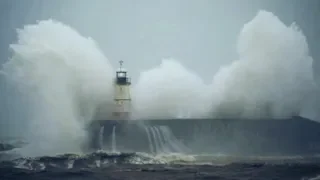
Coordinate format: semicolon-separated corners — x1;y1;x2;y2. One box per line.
118;72;125;77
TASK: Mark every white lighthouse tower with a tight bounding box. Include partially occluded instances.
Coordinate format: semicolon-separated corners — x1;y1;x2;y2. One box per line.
112;60;132;120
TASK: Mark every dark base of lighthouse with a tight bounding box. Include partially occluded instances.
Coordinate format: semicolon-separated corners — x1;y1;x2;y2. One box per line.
86;116;320;156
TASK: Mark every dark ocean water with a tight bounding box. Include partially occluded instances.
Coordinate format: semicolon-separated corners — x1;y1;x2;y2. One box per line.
2;163;320;180
1;151;320;180
2;117;320;179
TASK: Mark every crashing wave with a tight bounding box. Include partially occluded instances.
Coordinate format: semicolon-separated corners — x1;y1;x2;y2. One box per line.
0;151;168;170
3;151;320;171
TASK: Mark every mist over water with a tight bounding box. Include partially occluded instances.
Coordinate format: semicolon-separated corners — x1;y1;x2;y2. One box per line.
0;10;318;156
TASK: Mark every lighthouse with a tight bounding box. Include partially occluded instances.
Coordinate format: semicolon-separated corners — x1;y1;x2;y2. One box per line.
112;60;132;120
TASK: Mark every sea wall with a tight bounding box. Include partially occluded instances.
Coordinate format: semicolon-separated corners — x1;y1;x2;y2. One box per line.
87;116;320;156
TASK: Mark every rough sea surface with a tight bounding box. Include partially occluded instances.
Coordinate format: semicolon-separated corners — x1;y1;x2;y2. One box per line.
1;150;320;180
